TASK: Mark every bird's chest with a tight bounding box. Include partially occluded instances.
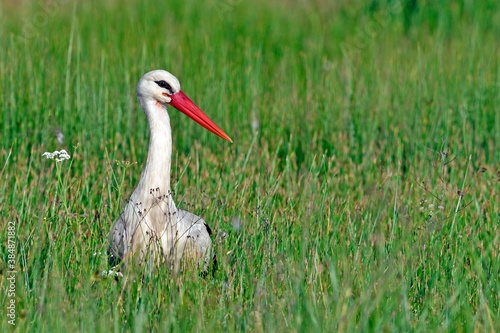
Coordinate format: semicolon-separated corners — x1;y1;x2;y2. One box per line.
135;198;177;234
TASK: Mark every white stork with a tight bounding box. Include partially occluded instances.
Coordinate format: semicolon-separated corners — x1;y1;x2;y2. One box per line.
108;70;232;274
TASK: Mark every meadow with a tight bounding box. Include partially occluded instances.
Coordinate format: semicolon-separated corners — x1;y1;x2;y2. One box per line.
1;0;500;331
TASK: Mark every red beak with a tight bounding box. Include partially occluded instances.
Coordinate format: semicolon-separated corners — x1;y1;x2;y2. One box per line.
166;91;232;143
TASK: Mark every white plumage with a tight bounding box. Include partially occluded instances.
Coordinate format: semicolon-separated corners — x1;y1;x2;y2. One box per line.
108;70;231;274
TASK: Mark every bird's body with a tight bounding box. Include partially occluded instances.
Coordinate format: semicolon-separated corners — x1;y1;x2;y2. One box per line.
108;70;231;273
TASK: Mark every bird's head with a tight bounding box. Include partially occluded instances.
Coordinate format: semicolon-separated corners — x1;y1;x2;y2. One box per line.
137;70;232;143
137;70;180;104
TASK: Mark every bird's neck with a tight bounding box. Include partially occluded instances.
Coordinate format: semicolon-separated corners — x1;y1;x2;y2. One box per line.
132;98;173;202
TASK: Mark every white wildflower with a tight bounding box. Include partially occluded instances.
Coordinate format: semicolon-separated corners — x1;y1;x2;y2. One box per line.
428;204;434;208
101;270;123;278
438;206;444;210
42;149;71;162
419;207;424;211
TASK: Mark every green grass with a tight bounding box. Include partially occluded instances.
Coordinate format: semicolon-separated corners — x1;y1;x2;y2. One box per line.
1;0;500;331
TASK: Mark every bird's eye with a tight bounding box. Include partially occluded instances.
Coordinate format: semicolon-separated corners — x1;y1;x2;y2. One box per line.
155;80;172;93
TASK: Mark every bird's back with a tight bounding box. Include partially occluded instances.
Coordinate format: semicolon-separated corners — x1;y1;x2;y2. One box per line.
175;209;216;273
